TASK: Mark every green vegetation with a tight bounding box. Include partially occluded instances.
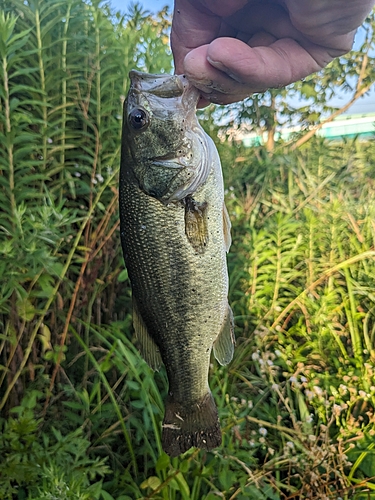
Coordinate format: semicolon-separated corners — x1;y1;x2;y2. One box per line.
1;0;375;498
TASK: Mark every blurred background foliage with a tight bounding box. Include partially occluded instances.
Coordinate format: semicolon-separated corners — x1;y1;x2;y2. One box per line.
1;0;375;498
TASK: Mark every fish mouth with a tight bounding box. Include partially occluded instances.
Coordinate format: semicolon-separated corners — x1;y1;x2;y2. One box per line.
151;151;178;163
129;70;200;107
150;151;190;168
129;70;184;98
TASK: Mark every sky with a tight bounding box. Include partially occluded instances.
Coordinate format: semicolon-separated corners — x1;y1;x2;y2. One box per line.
111;0;173;15
109;0;375;114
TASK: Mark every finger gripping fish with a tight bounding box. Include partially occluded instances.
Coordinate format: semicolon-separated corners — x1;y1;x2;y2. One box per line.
120;70;235;457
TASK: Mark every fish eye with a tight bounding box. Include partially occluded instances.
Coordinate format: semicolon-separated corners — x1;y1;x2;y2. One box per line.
129;108;149;130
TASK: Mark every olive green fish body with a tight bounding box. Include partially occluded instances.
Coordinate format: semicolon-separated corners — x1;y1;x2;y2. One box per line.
120;71;234;456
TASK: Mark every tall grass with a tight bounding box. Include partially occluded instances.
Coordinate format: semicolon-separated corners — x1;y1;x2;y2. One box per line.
221;137;375;499
0;0;171;410
1;0;375;498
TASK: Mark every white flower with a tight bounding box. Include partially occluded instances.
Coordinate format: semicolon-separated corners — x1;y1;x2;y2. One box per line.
333;404;342;416
251;352;260;361
300;376;307;383
47;137;53;144
274;349;281;357
313;385;323;397
96;173;104;183
305;390;314;401
289;376;298;383
339;384;348;395
286;441;294;449
259;427;268;436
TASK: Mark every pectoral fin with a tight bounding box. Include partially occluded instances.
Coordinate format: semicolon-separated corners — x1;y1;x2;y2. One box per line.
222;203;232;252
133;299;162;371
184;196;209;253
213;305;235;366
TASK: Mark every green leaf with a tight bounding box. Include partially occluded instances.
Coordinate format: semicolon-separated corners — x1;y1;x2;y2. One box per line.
118;268;129;282
358;451;375;477
140;476;161;490
16;296;35;322
100;491;115;500
175;472;190;498
131;400;145;409
242;485;267;499
155;452;170;473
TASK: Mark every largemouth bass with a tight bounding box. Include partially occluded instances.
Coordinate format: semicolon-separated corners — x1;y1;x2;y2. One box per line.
120;70;235;457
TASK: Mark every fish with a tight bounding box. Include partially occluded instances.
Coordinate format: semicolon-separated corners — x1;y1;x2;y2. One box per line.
119;70;235;457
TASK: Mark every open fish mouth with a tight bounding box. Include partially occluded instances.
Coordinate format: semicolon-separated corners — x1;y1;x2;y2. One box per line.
128;70;200;108
129;70;185;98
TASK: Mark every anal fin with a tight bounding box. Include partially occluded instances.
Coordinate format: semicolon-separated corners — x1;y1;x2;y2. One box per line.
133;299;162;371
213;304;235;366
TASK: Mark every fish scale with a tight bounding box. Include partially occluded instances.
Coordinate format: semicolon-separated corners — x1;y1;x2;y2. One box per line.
121;179;225;401
120;71;235;456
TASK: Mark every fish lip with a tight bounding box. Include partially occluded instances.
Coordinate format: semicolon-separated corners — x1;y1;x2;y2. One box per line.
128;70;200;108
129;70;184;97
151;152;179;162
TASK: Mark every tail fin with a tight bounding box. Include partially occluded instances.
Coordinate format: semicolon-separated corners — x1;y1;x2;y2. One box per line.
162;392;221;457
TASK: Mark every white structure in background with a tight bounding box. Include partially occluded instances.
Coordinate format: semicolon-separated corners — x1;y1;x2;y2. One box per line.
238;113;375;147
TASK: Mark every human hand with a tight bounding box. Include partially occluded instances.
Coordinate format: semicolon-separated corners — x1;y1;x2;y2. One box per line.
171;0;375;106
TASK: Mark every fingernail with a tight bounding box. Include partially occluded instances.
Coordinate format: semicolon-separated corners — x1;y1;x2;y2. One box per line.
207;56;227;72
207;56;243;83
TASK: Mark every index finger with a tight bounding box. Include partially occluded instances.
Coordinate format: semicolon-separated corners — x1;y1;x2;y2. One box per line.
171;0;247;73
